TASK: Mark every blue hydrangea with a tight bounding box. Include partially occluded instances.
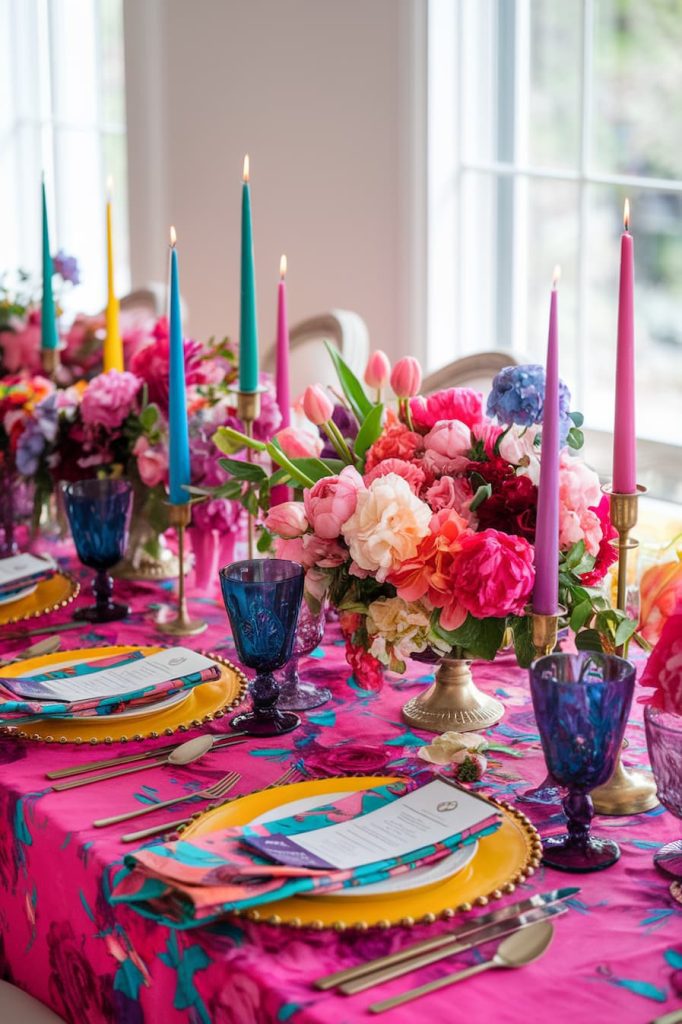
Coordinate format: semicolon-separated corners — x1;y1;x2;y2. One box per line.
486;364;572;444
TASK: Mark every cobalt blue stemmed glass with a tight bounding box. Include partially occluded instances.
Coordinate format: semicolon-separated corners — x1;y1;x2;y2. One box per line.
64;478;132;623
219;558;304;736
530;652;636;872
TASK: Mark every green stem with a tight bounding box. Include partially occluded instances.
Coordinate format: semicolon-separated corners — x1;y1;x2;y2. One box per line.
324;419;355;465
264;442;315;488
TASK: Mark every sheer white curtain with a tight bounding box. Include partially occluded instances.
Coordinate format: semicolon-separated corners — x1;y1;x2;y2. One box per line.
0;0;128;315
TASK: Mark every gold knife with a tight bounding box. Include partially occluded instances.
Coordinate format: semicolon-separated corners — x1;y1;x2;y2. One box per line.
316;886;579;990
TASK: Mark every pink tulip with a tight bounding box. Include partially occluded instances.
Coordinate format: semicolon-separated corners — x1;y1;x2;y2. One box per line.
364;350;391;390
264;501;309;539
304;466;365;539
275;426;324;460
390;357;422;399
302;384;334;426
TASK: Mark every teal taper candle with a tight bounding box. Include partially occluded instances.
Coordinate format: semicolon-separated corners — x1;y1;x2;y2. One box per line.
41;180;59;351
239;154;259;392
167;227;190;505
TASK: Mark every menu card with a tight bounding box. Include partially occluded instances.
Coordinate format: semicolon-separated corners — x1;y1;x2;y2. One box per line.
4;647;219;703
0;553;55;595
245;778;500;870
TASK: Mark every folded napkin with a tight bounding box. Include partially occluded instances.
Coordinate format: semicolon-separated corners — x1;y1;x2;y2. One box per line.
0;553;56;597
0;649;221;722
110;775;501;929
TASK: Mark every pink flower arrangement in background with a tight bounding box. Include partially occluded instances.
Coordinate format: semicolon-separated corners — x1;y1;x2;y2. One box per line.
639;607;682;714
80;370;142;430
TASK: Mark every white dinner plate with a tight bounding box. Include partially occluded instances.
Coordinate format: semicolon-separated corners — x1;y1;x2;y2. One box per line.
0;583;38;606
249;790;479;898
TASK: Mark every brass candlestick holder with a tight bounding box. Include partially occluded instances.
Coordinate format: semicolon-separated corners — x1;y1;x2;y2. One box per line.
591;484;658;816
530;606;565;658
40;347;60;380
156;503;207;636
233;387;263;561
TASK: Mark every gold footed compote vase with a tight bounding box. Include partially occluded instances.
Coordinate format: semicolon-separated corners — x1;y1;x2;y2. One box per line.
402;653;504;734
591;485;658;816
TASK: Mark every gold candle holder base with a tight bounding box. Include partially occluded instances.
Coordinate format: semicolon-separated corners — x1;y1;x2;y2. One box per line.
40;347;60;380
402;658;504;735
156;503;207;637
591;483;658;816
232;387;264;561
529;606;566;658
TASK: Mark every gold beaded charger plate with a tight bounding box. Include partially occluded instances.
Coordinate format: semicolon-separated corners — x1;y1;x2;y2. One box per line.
0;645;247;745
0;572;79;626
182;774;541;930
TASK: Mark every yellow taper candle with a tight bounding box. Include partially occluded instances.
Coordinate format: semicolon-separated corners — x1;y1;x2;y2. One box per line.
103;177;124;372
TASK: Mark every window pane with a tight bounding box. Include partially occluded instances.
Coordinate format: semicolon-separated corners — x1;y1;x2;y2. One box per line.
460;0;502;164
459;171;498;354
527;0;582;169
99;0;126;127
592;0;682;179
584;186;682;441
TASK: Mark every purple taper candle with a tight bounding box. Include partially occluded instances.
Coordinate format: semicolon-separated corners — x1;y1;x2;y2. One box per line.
270;254;291;507
533;266;561;615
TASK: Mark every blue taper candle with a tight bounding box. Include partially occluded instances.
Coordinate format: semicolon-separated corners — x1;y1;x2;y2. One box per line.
167;227;190;505
41;179;59;352
239;154;259;392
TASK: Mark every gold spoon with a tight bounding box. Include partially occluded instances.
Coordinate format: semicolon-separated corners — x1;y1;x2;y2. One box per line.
51;734;216;791
370;920;555;1013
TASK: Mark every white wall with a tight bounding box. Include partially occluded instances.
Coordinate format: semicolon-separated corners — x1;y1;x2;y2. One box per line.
124;0;425;362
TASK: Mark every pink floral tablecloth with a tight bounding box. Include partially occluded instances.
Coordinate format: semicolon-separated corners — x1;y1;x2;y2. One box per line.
0;551;680;1024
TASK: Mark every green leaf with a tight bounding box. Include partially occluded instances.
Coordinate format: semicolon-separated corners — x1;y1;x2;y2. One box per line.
575;629;606;652
218;457;267;483
509;615;536;668
286;457;338;483
355;403;384;459
614;616;638;646
243;490;259;516
214;427;247;456
256;527;273;553
139;403;159;432
324;341;373;423
570;600;593;633
469;482;493;512
567;427;584;450
563;541;586;571
432;612;506;661
269;468;291;487
569;410;585;427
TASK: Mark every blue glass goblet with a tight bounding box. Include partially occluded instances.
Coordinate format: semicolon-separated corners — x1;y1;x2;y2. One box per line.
220;559;304;736
530;652;635;872
64;478;132;623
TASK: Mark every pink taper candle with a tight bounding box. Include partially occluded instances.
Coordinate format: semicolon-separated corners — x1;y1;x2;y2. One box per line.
270;255;291;507
533;266;561;615
612;199;637;494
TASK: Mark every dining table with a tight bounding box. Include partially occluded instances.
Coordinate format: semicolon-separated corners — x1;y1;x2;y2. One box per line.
0;545;680;1024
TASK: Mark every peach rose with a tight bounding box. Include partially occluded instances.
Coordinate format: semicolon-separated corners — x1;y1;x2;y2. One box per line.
342;473;432;582
264;501;309;539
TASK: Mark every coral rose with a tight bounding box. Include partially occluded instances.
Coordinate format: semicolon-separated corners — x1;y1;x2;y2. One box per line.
363;458;426;495
410;388;485;432
342;473;432;582
451;529;535;619
303;466;364;539
639;556;682;645
364;421;423;472
264;501;309;539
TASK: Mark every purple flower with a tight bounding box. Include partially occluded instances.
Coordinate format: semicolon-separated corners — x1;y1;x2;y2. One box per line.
487;364;572;444
52;250;81;286
16;392;59;476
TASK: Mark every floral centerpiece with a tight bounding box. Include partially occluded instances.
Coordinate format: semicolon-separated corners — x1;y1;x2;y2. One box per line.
211;346;640;731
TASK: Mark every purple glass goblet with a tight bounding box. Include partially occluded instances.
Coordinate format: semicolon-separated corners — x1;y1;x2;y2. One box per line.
276;602;332;712
645;706;682;879
517;772;563;807
530;652;636;872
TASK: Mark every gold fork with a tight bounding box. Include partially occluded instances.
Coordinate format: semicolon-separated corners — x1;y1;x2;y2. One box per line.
93;770;242;828
121;764;303;843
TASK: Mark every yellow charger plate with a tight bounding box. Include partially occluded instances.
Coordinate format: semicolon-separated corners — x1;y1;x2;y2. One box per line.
182;775;542;930
0;571;80;626
0;644;247;745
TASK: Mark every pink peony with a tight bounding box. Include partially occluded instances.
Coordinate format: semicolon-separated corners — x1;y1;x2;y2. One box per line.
364;421;424;472
274;533;346;570
422;419;472;477
275;426;324;460
264;501;309;539
424;475;476;522
80;370;142;430
559;453;603;555
639;609;682;713
451;529;535;619
303;466;364;540
363;458;426;495
132;435;168;487
410;388;485;432
130;322;219;412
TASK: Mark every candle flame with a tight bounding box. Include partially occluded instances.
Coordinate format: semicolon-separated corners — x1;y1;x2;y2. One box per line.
169;225;177;247
243;154;250;183
552;265;561;288
624;198;630;231
280;254;287;279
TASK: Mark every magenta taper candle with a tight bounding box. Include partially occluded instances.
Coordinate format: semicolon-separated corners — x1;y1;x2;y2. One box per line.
612;199;637;494
270;254;291;507
533;267;561;615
